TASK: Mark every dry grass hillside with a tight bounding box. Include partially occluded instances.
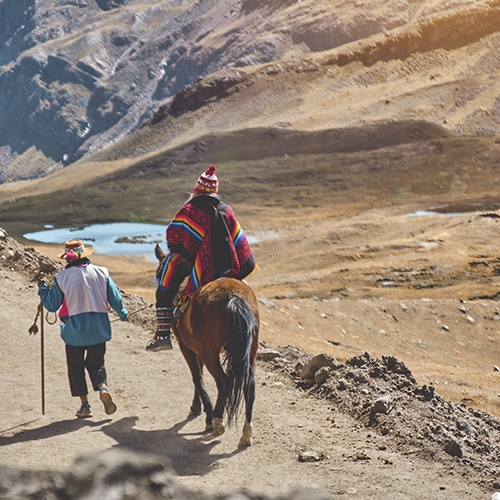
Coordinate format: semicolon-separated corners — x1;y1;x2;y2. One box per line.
2;0;500;181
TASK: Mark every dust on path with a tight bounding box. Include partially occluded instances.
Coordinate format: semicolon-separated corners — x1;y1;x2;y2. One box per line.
0;265;490;499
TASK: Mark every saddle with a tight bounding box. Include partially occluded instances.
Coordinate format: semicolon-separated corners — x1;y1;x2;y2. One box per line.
172;276;192;319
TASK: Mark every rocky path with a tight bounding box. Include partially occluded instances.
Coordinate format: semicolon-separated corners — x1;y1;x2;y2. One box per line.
0;261;494;498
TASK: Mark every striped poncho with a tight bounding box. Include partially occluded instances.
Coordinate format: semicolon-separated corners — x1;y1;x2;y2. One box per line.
162;195;254;298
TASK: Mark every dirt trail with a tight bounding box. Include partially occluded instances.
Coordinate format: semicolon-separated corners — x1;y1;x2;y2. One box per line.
0;261;495;499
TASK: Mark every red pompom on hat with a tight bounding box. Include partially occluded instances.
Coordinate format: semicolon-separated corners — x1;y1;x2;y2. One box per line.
194;165;219;194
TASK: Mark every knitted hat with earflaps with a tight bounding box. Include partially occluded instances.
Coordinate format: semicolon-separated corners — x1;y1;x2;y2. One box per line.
194;165;219;194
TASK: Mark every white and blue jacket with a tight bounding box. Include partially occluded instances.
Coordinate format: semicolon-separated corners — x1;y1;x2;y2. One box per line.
38;259;128;346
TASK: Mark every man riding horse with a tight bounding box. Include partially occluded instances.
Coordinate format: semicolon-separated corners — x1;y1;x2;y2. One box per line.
147;165;256;351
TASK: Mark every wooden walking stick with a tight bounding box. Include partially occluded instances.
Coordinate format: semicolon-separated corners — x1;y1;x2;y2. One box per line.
29;302;45;415
40;303;45;415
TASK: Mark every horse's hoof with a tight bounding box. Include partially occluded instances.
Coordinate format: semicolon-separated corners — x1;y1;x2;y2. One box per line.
238;421;252;447
205;423;213;432
213;417;225;437
238;437;251;447
213;427;225;437
189;408;202;417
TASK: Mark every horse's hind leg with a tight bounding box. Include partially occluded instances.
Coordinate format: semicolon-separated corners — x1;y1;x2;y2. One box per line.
189;388;202;416
198;380;214;432
205;354;227;437
178;344;213;431
189;360;204;416
212;380;227;437
238;363;256;447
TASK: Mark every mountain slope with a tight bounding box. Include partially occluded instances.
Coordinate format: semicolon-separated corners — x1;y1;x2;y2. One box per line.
1;0;499;185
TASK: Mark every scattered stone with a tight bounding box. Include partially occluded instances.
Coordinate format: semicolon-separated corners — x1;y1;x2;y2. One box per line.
298;451;324;462
495;365;500;372
314;366;331;385
460;306;467;314
266;64;282;75
467;316;475;324
442;325;450;331
444;439;463;458
352;451;371;461
337;378;349;390
257;348;284;361
299;353;338;380
371;395;392;416
457;419;478;437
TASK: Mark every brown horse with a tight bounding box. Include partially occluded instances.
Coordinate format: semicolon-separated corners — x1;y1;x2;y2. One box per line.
155;245;260;447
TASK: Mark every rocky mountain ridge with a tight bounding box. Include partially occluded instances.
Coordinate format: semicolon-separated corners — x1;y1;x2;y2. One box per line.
1;0;500;185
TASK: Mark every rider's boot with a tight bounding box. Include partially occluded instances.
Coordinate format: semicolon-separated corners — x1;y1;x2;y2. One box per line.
146;307;173;351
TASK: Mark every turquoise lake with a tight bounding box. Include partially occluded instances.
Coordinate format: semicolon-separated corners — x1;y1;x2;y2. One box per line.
23;222;166;256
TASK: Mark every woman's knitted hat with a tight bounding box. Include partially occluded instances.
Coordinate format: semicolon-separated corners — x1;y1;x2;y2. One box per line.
194;165;218;194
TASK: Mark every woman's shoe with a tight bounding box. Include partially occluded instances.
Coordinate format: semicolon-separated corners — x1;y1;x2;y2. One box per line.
99;388;117;415
76;403;92;418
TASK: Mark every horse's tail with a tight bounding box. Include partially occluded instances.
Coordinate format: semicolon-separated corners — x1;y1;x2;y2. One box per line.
222;294;258;425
